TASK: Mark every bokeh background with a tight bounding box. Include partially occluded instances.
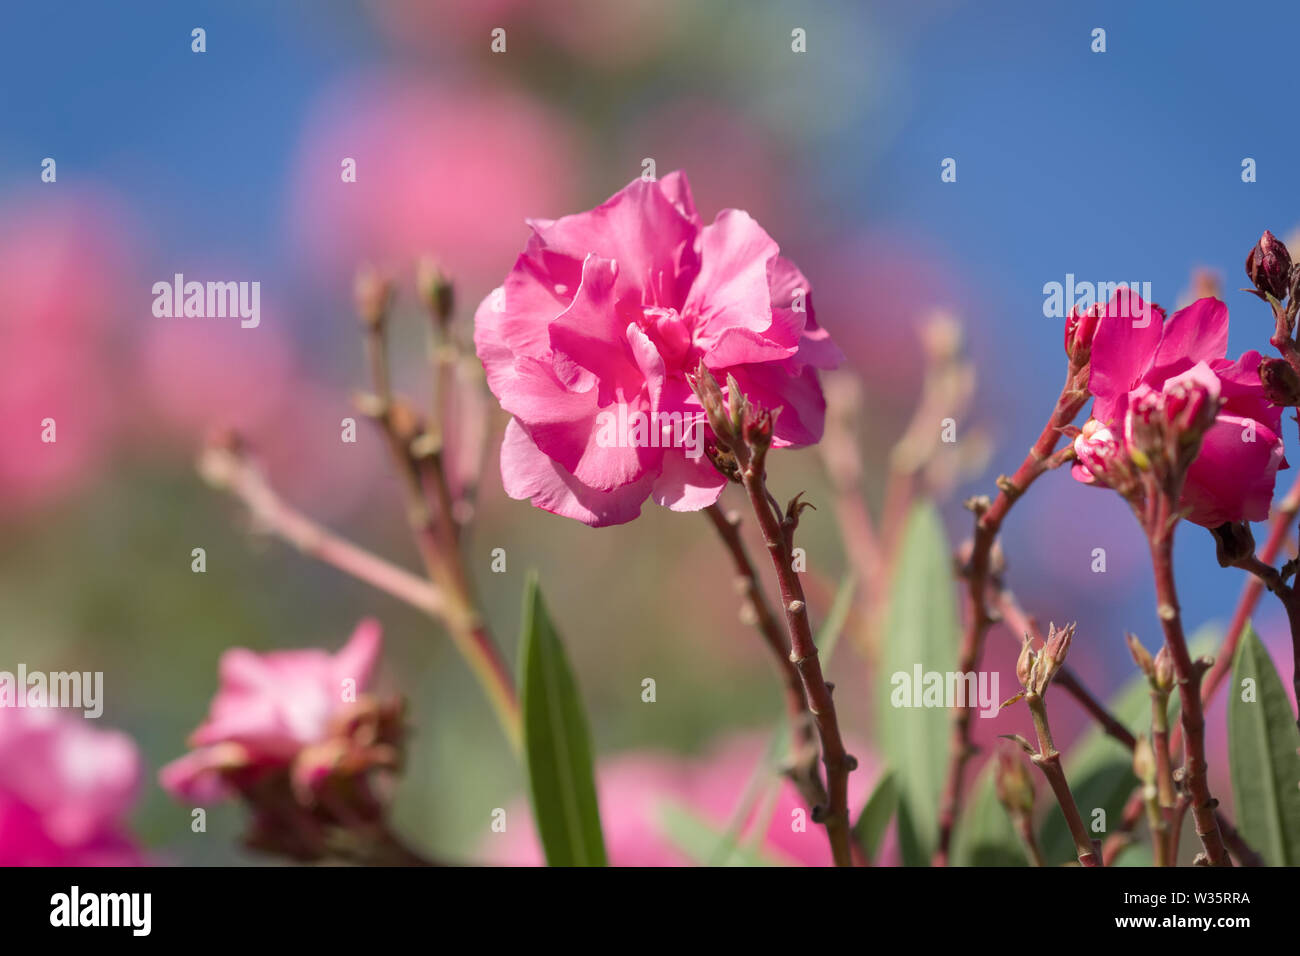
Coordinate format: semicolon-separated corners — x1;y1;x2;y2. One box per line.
2;0;1298;864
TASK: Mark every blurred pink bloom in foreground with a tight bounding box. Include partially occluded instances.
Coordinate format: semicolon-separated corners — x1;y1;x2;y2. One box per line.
160;620;383;803
0;193;130;513
0;707;143;866
1072;293;1286;527
476;172;842;526
289;74;580;291
485;735;876;867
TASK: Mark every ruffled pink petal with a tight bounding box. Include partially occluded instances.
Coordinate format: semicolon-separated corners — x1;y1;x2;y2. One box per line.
1182;414;1286;526
159;748;235;804
1150;297;1229;375
500;417;656;527
548;255;646;394
1088;289;1165;409
503;359;659;492
726;362;827;447
688;210;794;365
530;178;701;309
769;257;843;371
1212;351;1286;444
332;618;382;691
651;446;727;512
655;170;702;228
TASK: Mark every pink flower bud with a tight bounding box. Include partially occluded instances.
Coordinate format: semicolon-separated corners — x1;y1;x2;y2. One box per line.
1064;301;1103;360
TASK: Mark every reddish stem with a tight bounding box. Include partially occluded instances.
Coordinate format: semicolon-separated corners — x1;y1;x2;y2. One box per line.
704;503;828;812
1147;514;1231;866
737;458;855;867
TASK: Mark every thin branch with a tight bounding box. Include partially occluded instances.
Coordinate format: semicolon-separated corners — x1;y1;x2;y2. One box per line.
933;359;1090;865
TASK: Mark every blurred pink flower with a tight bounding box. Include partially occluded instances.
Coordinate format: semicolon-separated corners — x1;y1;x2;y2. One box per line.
1072;293;1287;527
160;620;382;803
288;74;581;291
629;101;788;232
484;734;876;866
0;193;131;512
133;314;379;518
0;707;143;866
476;172;841;526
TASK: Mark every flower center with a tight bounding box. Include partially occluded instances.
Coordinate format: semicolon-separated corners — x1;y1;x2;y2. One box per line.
641;306;692;368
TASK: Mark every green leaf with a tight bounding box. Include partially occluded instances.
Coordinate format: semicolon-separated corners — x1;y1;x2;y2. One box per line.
876;503;961;865
1037;627;1214;866
518;570;607;866
1228;623;1300;866
853;768;898;861
817;571;857;669
951;761;1027;867
656;801;787;866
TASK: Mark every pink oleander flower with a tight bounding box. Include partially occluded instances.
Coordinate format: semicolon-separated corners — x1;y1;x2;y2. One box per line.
0;707;143;866
483;734;878;867
0;193;130;512
160;619;385;803
1072;292;1287;527
290;74;580;291
475;172;842;526
161;620;405;861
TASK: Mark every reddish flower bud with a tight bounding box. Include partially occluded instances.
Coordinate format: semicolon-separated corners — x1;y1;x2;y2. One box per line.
1246;230;1292;301
1064;301;1104;361
742;403;777;450
1040;622;1075;681
1072;419;1132;490
1259;357;1300;407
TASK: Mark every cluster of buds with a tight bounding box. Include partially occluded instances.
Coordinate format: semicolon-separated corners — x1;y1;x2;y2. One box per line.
1073;368;1222;510
1245;230;1294;303
1072;418;1139;498
1125;371;1220;487
687;361;778;481
1014;622;1076;698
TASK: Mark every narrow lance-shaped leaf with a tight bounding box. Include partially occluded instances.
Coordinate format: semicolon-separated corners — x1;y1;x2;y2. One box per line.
853;768;898;862
951;761;1026;867
656;801;786;867
519;570;607;866
816;571;857;670
876;503;961;865
1229;623;1300;866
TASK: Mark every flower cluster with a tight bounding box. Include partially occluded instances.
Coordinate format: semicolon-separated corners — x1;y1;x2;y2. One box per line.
1070;292;1287;526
